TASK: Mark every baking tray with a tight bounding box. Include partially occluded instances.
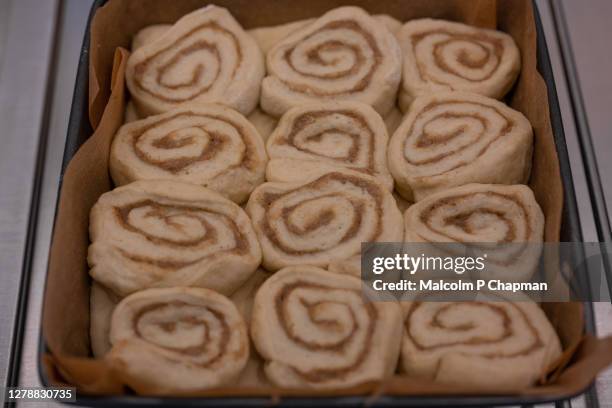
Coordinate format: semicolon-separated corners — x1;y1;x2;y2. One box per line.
36;0;599;406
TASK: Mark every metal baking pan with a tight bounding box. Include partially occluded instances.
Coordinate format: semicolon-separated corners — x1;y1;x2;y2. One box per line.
37;0;599;406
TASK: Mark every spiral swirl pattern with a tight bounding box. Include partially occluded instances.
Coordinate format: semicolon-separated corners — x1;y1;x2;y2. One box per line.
251;266;402;389
266;101;393;189
108;287;248;394
404;183;544;282
397;19;520;110
88;180;262;297
260;6;402;117
246;170;403;271
401;298;561;389
110;103;267;204
126;5;264;117
388;92;533;201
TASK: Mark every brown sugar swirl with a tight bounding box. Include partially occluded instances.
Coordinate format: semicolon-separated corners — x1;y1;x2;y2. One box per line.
388;92;533;201
266;101;393;189
260;7;402;117
88;180;262;298
246;170;403;271
131;21;241;103
400;297;561;389
251;266;403;389
410;30;504;84
397;19;521;110
108;287;249;394
277;19;382;96
125;6;264;116
110;103;268;204
403;184;545;282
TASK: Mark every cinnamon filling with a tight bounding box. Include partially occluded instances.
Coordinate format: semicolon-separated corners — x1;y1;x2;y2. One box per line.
113;198;248;268
403;100;514;171
405;301;544;358
274;281;377;382
132;300;232;367
419;191;530;242
259;172;384;256
130;110;257;173
279;20;383;95
282;109;375;170
411;29;504;83
133;21;242;103
417;191;532;265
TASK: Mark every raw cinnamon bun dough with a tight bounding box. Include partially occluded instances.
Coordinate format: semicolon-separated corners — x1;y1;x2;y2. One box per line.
401;297;561;389
131;24;170;51
246;170;403;271
403;183;544;282
247;108;277;142
90;282;119;358
388;92;533;201
397;19;520;111
248;14;401;55
251;266;402;389
230;268;273;387
249;19;315;55
327;255;362;278
125;5;264;117
108;287;249;394
266;101;393;189
110;103;267;204
260;6;402;117
88;180;262;298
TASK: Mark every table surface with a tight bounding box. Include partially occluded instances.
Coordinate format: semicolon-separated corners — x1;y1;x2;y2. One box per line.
0;0;611;407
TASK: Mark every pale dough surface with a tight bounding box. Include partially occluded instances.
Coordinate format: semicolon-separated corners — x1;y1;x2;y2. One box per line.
403;183;544;282
388;92;533;202
108;287;249;394
397;19;521;111
260;6;402;117
401;296;561;390
230;268;273;387
246;170;403;271
265;101;393;190
251;266;403;389
125;6;264;117
90;282;119;358
88;180;262;297
111;103;268;204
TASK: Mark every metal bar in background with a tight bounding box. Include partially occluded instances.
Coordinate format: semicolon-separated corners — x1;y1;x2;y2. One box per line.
0;0;60;391
549;1;612;304
16;2;95;408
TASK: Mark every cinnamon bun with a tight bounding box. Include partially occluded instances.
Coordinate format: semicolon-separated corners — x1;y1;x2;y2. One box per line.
108;287;249;394
401;297;561;389
397;19;520;110
131;24;170;51
110;103;267;204
388;92;532;201
246;170;403;271
126;5;264;117
248;14;401;55
260;6;402;117
403;184;544;282
266;101;393;189
88;180;262;297
251;266;402;389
